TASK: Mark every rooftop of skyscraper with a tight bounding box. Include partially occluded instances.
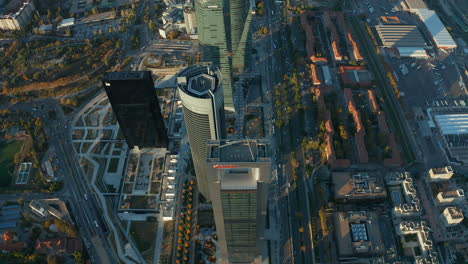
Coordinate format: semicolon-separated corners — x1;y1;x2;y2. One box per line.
207;139;269;163
177;64;221;98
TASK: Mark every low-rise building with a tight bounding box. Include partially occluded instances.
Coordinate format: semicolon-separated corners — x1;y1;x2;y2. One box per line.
35;238;83;255
0;0;35;31
441;207;464;227
37;24;53;34
57;18;75;29
0;205;21;232
397;221;439;264
414;9;457;50
385;172;422;217
29;199;72;224
436;189;465;205
333;211;388;258
375;24;428;58
333;172;387;201
429;166;454;182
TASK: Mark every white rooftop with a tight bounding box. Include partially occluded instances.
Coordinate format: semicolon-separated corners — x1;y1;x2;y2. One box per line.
415;9;457;49
434;114;468;135
397;47;427;58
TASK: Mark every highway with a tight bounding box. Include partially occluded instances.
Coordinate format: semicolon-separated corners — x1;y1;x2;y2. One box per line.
0;99;120;263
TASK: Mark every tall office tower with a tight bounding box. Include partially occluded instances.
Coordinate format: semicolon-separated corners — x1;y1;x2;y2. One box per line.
195;0;253;111
206;139;271;264
183;6;197;35
177;65;225;198
102;71;168;149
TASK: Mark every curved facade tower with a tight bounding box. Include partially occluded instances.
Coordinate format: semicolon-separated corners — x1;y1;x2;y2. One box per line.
177;65;225;198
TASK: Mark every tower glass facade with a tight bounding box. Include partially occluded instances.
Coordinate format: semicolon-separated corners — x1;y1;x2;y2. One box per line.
195;0;252;111
221;190;257;262
103;71;168;149
206;140;271;263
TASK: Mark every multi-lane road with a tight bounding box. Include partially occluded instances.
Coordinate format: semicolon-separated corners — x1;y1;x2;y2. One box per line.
257;1;316;263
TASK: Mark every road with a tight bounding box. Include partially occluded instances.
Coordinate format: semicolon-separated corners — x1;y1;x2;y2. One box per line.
255;1;316;263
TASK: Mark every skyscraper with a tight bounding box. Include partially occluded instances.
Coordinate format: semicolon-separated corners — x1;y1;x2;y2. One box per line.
103;71;168;149
206;139;271;263
177;64;225;198
195;0;253;111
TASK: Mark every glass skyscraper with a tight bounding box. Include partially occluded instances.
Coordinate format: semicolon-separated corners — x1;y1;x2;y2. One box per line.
195;0;252;111
102;71;168;149
206;140;271;263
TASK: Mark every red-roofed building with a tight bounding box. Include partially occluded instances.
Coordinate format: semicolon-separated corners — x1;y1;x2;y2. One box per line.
35;238;83;255
367;90;401;166
344;88;368;163
2;231;15;242
332;41;343;61
367;89;380;112
318;91;351;168
347;33;363;61
340;66;372;87
310;64;321;86
0;241;25;252
301;11;328;63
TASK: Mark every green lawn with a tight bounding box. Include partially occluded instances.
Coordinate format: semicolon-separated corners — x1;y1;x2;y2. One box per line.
107;158;120;173
0;140;24;187
130;221;158;252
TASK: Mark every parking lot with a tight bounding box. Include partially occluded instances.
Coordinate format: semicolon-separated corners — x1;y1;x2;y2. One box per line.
391;55;466;108
73;20;121;39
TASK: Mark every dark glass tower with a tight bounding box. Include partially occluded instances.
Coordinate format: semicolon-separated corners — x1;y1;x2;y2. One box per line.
103;71;168;149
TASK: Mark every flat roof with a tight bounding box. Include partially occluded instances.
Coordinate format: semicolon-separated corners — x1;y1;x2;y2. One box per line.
434;114;468;135
375;25;426;47
208;140;269;162
351;223;368;241
404;0;428;9
397;47;427;57
415;9;457;48
177;65;221;99
333;172;387;200
220;168;258;190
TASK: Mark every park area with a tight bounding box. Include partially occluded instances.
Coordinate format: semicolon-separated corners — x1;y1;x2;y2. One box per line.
130;221;158;253
0;140;24;187
0;38;122;102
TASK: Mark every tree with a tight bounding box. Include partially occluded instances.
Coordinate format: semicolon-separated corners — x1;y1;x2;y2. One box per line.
14;152;22;165
47;255;59;264
339;125;349;140
73;252;85;264
34;118;43;129
319;207;328;236
260;26;269;35
149;20;156;32
275;119;284;128
168;31;180;40
291;157;299;169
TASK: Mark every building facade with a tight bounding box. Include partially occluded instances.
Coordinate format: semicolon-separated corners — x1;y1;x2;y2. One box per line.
0;0;36;31
195;0;252;111
177;64;225;198
206;139;271;263
103;71;168;149
183;6;197;34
